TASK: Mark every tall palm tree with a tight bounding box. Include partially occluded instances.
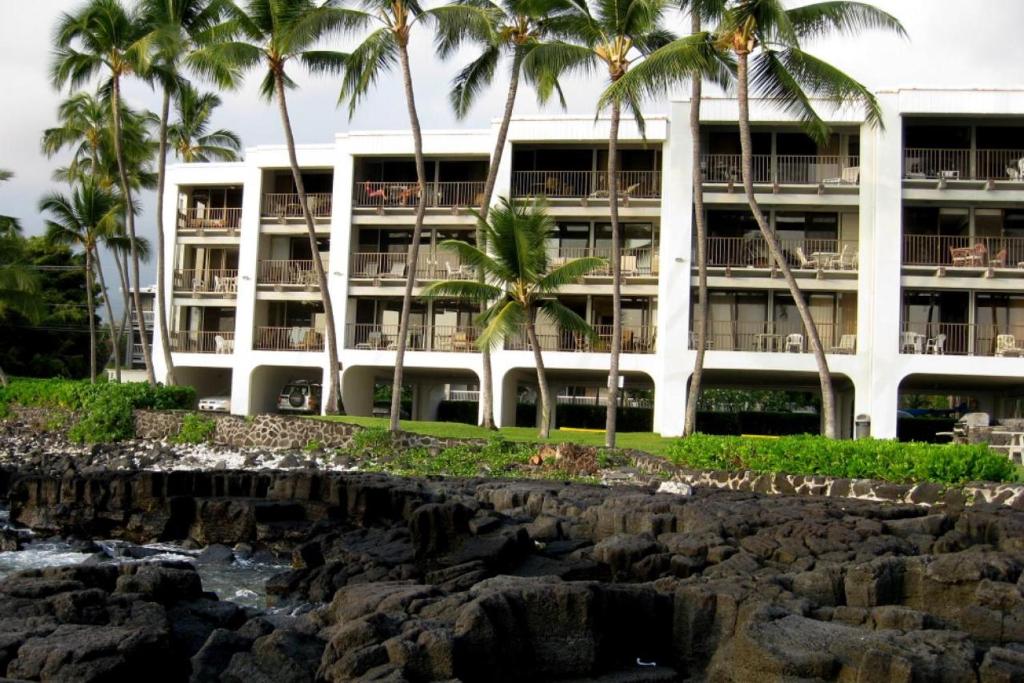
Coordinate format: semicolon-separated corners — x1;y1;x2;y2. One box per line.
429;0;572;429
713;0;904;437
424;199;604;438
168;82;243;161
52;0;158;385
533;0;674;446
41;182;121;384
339;0;439;432
0;171;21;237
0;232;42;386
191;0;357;414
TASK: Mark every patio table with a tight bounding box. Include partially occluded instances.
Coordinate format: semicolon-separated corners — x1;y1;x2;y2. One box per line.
811;252;839;269
755;333;781;352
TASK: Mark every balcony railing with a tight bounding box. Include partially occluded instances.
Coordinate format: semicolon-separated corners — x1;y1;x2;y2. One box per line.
548;246;659;276
504;324;657;354
353;181;485;208
349;251;469;280
700;155;859;185
177;207;241;233
899;322;1024;357
902;235;1024;268
261;193;333;219
346;323;481;352
257;260;321;286
904;148;1024;181
556;394;653;408
447;389;480;401
169;330;235;354
254;326;324;351
689;321;856;354
510;170;662;200
704;237;858;270
172;268;239;294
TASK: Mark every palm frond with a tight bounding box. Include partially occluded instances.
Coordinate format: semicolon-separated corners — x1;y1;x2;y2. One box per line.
538;298;595;339
338;26;397;118
535;256;605;293
773;45;884;128
476;298;525;351
748;47;829;144
420;279;503;301
787;1;906;41
450;45;500;119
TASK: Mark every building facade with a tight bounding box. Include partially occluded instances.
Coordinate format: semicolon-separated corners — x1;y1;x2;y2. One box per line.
154;89;1024;438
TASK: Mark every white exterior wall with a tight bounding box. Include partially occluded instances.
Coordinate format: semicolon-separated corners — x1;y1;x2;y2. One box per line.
155;89;1024;438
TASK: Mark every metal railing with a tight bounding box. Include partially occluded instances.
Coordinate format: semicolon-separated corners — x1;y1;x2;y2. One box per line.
504;324;656;353
690;321;855;354
253;326;324;351
348;251;470;280
447;389;480;401
172;268;239;294
169;330;235;354
904;147;1024;180
352;181;486;208
976;149;1024;180
346;323;482;352
902;235;1024;268
703;237;858;270
261;193;333;218
510;170;662;199
257;260;321;286
555;394;653;408
177;207;242;232
547;246;659;276
700;155;859;185
899;322;1024;357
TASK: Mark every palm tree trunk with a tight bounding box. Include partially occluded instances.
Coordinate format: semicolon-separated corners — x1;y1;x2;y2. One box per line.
154;88;176;386
474;52;523;430
114;249;132;371
684;12;708;436
736;52;837;438
605;98;622;448
390;41;429;433
0;366;8;387
272;71;342;415
84;248;97;384
525;308;551;439
110;75;156;385
93;246;121;382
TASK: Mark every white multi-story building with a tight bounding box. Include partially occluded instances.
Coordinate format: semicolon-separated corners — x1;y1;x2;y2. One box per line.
154;88;1024;439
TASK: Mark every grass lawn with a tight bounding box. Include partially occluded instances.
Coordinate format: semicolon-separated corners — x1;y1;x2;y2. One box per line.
317;415;679;455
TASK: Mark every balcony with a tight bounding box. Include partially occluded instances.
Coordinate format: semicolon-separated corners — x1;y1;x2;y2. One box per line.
510;171;661;201
903;148;1024;181
177;208;241;235
169;330;235;354
690;321;856;354
700;155;860;186
504;325;657;354
549;247;659;277
353;181;485;209
257;260;321;288
346;324;481;352
704;237;858;270
254;326;324;352
349;251;474;281
899;322;1024;357
903;235;1024;269
172;269;239;295
261;193;333;220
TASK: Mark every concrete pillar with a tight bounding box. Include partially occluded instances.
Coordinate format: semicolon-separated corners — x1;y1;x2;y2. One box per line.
330;142;355;413
340;366;375;417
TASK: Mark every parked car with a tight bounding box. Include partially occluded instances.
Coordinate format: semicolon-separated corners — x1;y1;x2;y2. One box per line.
198;395;231;413
278;380;322;414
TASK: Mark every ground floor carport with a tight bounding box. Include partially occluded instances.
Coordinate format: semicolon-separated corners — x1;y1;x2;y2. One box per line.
898;373;1024;438
341;365;481;422
174;366;233;405
248;365;324;414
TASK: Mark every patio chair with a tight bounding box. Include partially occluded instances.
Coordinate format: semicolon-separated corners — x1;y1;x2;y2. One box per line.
362;182;386;203
1006;166;1020;180
995;334;1021;357
832;334;856;354
925;333;946;355
214;335;232;354
835;244;857;270
990;248;1008;268
385;261;406;278
785;333;804;353
289;326;309;350
795;247;818;269
446;261;470;279
619;254;638;275
961;412;990;428
901;331;923;354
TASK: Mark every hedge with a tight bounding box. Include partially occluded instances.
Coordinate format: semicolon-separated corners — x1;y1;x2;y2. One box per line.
666;433;1015;485
554;404;653;432
696;411;820;436
436;400;479;425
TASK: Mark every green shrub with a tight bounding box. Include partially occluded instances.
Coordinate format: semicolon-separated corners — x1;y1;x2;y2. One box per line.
68;392;135;443
173;413;217;444
352;427;395;452
364;435;533;478
665;434;1015;485
304;439;323;452
695;411;820;436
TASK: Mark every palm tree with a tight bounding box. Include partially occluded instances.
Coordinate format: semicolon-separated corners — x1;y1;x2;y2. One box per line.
191;0;357;414
168;82;243;161
533;0;673;446
0;170;21;237
429;0;572;429
41;182;121;384
712;0;904;437
339;0;438;432
0;233;42;386
423;199;604;438
52;0;158;385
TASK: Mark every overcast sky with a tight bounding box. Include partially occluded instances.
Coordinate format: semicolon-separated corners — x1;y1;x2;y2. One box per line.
2;0;1024;290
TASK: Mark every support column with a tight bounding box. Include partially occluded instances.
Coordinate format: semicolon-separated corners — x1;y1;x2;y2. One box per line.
230;166;264;415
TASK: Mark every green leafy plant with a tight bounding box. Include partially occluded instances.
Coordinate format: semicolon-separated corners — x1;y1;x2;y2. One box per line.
173;413;216;444
304;439;323;452
68;391;135;443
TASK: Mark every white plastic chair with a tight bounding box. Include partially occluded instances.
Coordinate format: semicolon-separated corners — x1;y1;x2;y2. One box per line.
785;333;804;353
832;334;856;354
925;333;946;355
795;247;818;269
996;334;1020;357
214;335;227;354
901;331;923;354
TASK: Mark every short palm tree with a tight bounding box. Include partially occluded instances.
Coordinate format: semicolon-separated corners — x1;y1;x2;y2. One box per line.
423;199;605;438
52;0;157;385
191;0;357;414
0;233;42;386
41;182;121;384
0;170;21;237
429;0;573;429
339;0;436;432
168;82;243;161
